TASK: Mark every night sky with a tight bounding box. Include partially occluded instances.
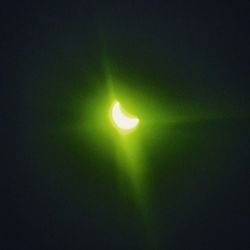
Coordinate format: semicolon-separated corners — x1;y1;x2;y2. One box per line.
2;1;250;249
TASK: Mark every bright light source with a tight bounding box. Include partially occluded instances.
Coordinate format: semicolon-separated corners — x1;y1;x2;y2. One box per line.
111;101;139;131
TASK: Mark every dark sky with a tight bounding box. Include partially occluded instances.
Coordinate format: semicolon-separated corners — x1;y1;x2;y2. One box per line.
2;1;250;249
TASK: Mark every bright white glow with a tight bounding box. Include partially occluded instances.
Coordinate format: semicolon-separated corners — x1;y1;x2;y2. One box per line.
111;101;139;131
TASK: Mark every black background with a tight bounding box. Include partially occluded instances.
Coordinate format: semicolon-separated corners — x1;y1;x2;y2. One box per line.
1;0;249;249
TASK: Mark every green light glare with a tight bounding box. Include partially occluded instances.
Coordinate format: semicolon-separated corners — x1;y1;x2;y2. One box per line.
69;60;218;249
63;49;230;249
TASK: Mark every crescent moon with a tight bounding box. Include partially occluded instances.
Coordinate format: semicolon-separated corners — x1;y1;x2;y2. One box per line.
111;101;139;131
